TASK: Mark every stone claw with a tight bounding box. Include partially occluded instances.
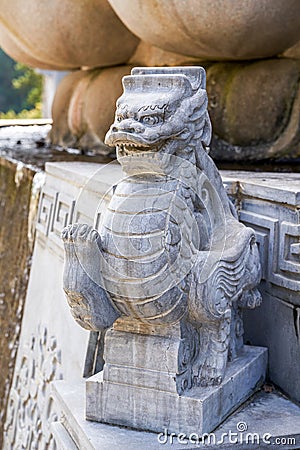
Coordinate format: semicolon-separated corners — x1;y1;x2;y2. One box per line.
61;222;119;331
61;223;100;244
198;363;224;387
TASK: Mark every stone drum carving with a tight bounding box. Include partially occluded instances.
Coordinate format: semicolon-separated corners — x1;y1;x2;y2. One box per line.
62;66;267;434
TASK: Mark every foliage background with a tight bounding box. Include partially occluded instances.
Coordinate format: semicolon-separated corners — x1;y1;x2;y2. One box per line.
0;49;42;118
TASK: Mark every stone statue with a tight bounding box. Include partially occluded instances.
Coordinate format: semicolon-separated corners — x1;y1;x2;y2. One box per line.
62;66;262;395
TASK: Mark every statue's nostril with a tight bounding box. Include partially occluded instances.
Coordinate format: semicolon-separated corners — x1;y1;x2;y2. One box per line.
112;126;118;132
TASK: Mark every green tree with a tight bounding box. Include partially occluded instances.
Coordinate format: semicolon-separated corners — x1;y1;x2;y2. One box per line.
0;49;22;112
0;48;42;115
12;62;42;110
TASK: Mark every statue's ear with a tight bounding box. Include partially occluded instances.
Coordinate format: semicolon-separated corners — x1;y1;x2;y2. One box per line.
188;90;208;121
198;67;206;89
201;112;212;148
186;91;211;148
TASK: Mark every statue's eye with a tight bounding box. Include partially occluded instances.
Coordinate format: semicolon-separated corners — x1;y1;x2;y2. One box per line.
116;115;123;122
141;115;160;125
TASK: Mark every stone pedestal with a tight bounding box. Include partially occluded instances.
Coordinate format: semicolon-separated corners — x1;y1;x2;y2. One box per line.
51;379;300;450
86;320;267;435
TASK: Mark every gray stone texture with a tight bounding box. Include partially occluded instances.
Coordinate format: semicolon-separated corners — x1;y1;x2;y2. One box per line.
244;291;300;403
52;379;300;449
1;152;120;448
4;152;300;447
222;171;300;403
62;67;265;435
87;333;267;435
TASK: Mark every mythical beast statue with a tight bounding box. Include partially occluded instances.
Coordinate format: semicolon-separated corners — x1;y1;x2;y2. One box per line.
62;67;262;393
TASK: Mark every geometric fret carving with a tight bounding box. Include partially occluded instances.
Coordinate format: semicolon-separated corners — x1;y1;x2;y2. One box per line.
36;191;55;237
239;210;278;281
36;181;110;247
240;210;300;291
279;222;300;275
271;221;300;293
37;188;75;246
51;193;75;246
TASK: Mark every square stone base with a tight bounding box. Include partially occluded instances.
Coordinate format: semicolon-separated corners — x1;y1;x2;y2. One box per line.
86;327;267;436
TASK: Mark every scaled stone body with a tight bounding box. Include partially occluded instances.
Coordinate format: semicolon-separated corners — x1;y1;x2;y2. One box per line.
62;67;262;391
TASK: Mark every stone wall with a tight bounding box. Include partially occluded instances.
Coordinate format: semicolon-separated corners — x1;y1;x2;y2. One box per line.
0;125;118;448
223;172;300;402
0;158;38;448
2;161;102;448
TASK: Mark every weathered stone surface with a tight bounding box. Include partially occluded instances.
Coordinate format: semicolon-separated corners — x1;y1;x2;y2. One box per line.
243;291;300;404
3;325;63;449
49;71;87;149
51;58;300;161
0;0;139;70
5;159;297;447
203;391;300;449
108;0;300;60
62;67;263;394
86;332;267;435
0;141;122;448
53;380;300;449
49;66;132;154
222;171;300;403
61;67;264;436
0;124;116;168
207;58;300;160
51;380;176;450
2;159;100;448
0;158;37;449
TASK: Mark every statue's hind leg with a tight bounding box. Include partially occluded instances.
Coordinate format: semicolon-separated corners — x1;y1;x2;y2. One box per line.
62;223;120;331
196;312;231;386
176;312;231;393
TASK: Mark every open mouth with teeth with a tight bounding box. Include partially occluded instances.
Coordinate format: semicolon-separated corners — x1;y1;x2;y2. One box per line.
114;138;169;157
117;142;156;156
105;128;177;157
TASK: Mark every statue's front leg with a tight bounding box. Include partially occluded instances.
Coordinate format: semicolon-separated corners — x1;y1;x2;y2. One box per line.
62;223;120;331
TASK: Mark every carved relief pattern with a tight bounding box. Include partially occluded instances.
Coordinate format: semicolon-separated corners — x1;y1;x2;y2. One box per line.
37;188;75;246
3;326;62;450
239;210;300;291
